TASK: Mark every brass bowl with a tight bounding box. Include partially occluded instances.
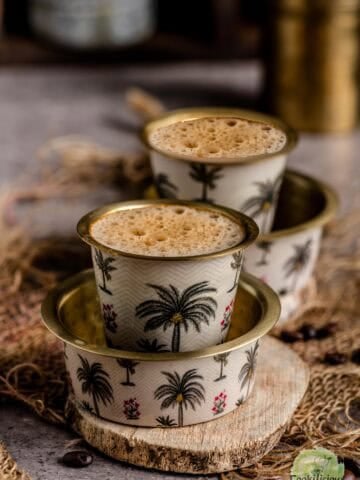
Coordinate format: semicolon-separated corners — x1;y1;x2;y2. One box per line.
41;270;280;427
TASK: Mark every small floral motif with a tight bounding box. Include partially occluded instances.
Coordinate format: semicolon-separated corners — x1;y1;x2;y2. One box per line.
102;304;117;333
221;299;234;334
212;390;227;415
123;398;141;420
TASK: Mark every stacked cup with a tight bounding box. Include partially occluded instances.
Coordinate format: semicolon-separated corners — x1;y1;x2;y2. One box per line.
42;107;338;428
67;107;295;427
71;197;279;428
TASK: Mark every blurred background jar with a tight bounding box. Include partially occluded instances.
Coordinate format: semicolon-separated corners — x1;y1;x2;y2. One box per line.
263;0;360;133
29;0;156;49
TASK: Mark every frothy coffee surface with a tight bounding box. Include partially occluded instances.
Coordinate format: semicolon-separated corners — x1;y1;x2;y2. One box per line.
91;205;244;256
149;117;287;161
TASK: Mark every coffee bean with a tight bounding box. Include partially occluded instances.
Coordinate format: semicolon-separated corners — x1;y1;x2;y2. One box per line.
351;348;360;365
348;398;360;424
315;323;336;339
343;469;356;480
60;450;93;468
323;352;347;365
280;330;304;343
299;324;318;340
344;458;360;477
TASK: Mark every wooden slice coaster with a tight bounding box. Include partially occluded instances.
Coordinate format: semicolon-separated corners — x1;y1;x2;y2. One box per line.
65;336;309;474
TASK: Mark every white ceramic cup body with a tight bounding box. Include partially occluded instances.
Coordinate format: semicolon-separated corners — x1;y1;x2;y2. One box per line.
92;246;245;352
65;337;260;427
150;151;287;234
245;227;322;302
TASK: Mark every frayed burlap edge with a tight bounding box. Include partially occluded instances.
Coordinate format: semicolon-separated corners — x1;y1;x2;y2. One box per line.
0;442;31;480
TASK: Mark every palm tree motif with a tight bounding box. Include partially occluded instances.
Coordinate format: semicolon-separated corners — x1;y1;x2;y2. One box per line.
136;282;218;353
154;369;205;427
155;173;178;198
241;174;282;232
94;249;116;295
136;338;169;353
156;415;177;427
256;241;273;266
80;400;95;415
76;355;114;417
116;359;139;386
238;341;259;400
283;239;312;292
227;251;243;293
102;304;117;333
213;352;231;381
189;163;223;203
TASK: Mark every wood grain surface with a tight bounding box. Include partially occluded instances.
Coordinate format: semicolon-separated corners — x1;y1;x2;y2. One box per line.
66;335;309;474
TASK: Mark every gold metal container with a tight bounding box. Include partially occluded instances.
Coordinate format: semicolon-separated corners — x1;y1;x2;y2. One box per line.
264;0;360;132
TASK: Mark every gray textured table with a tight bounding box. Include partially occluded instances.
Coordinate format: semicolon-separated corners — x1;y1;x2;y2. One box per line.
0;62;359;479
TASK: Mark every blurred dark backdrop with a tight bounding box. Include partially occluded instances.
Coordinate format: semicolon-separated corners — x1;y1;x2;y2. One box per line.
0;0;264;64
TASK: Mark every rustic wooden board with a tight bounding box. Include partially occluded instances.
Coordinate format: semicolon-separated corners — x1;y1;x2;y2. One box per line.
66;336;309;474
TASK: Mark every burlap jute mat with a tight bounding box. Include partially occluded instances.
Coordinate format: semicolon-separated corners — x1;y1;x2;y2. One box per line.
0;138;359;479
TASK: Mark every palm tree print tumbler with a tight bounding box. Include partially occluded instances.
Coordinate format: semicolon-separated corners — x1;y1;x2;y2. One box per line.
77;200;259;351
154;369;205;427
